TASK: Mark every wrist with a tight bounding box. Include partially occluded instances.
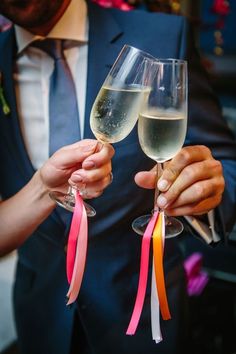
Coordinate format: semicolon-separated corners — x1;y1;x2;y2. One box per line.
31;170;56;209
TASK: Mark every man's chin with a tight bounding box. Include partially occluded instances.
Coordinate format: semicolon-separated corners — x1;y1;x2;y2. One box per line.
1;0;70;34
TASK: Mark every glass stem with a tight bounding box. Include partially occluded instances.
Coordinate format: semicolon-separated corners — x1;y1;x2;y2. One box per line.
153;162;163;213
68;185;75;197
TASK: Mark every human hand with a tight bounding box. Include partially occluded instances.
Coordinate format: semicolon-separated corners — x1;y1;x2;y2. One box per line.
39;139;114;199
135;145;225;216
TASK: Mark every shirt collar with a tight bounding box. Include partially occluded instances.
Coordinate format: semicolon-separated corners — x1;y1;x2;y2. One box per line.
15;0;88;54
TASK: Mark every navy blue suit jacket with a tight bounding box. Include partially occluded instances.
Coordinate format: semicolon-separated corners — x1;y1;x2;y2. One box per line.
0;3;236;354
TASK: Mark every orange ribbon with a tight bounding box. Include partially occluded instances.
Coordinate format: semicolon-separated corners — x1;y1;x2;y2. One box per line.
152;212;171;320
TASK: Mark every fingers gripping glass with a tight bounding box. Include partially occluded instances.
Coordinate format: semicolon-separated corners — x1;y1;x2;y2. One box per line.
50;45;157;216
132;59;188;238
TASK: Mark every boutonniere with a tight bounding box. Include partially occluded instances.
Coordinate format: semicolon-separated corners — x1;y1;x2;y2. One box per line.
0;71;10;115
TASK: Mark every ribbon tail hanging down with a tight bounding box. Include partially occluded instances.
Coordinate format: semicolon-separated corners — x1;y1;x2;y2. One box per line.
126;211;159;335
153;211;171;321
151;258;163;343
66;192;88;305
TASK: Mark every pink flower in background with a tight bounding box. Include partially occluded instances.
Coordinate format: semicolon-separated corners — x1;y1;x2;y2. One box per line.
93;0;133;11
184;253;209;297
212;0;230;16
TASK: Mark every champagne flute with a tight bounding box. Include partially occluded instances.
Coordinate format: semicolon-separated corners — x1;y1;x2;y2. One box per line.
90;45;157;144
50;45;157;216
132;59;188;238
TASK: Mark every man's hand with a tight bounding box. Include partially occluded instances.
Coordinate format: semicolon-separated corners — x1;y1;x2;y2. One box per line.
39;139;115;199
135;145;225;216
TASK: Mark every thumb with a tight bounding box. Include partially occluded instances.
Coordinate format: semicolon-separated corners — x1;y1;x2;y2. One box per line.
135;169;156;189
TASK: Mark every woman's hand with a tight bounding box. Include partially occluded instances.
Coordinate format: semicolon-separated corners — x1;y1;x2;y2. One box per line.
39;139;115;199
0;139;115;255
135;145;225;216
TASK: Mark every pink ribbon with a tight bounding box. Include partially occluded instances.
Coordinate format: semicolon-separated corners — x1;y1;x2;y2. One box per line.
66;193;83;283
126;211;159;335
66;192;88;305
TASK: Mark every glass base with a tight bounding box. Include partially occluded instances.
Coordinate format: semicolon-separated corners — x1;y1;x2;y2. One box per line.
132;214;183;238
49;191;96;217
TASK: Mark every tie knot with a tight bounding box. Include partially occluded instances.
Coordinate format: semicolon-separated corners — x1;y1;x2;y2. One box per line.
32;39;64;60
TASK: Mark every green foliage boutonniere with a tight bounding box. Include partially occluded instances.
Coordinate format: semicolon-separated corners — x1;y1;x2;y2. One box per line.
0;71;10;115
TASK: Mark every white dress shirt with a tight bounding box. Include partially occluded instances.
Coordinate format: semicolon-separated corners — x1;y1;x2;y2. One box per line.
14;0;88;170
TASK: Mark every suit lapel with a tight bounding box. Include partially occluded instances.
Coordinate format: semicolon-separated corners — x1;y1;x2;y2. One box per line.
84;2;123;138
0;28;35;180
0;28;67;233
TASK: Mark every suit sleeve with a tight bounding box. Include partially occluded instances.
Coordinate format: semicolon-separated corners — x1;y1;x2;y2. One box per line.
179;18;236;236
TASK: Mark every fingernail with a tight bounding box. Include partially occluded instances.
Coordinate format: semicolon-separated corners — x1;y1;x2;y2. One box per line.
96;141;103;151
72;174;83;182
83;160;95;169
157;195;167;208
81;144;96;152
158;179;169;191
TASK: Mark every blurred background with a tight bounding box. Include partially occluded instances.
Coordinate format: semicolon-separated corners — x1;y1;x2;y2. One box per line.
0;1;235;353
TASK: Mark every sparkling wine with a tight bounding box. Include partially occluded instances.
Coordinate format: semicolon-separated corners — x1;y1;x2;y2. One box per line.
138;109;187;162
90;85;150;143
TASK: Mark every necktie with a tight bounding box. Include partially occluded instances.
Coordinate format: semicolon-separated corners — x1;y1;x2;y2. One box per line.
33;39;81;156
32;39;81;227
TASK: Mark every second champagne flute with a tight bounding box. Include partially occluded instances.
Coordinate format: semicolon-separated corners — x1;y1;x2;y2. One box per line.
132;59;188;238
